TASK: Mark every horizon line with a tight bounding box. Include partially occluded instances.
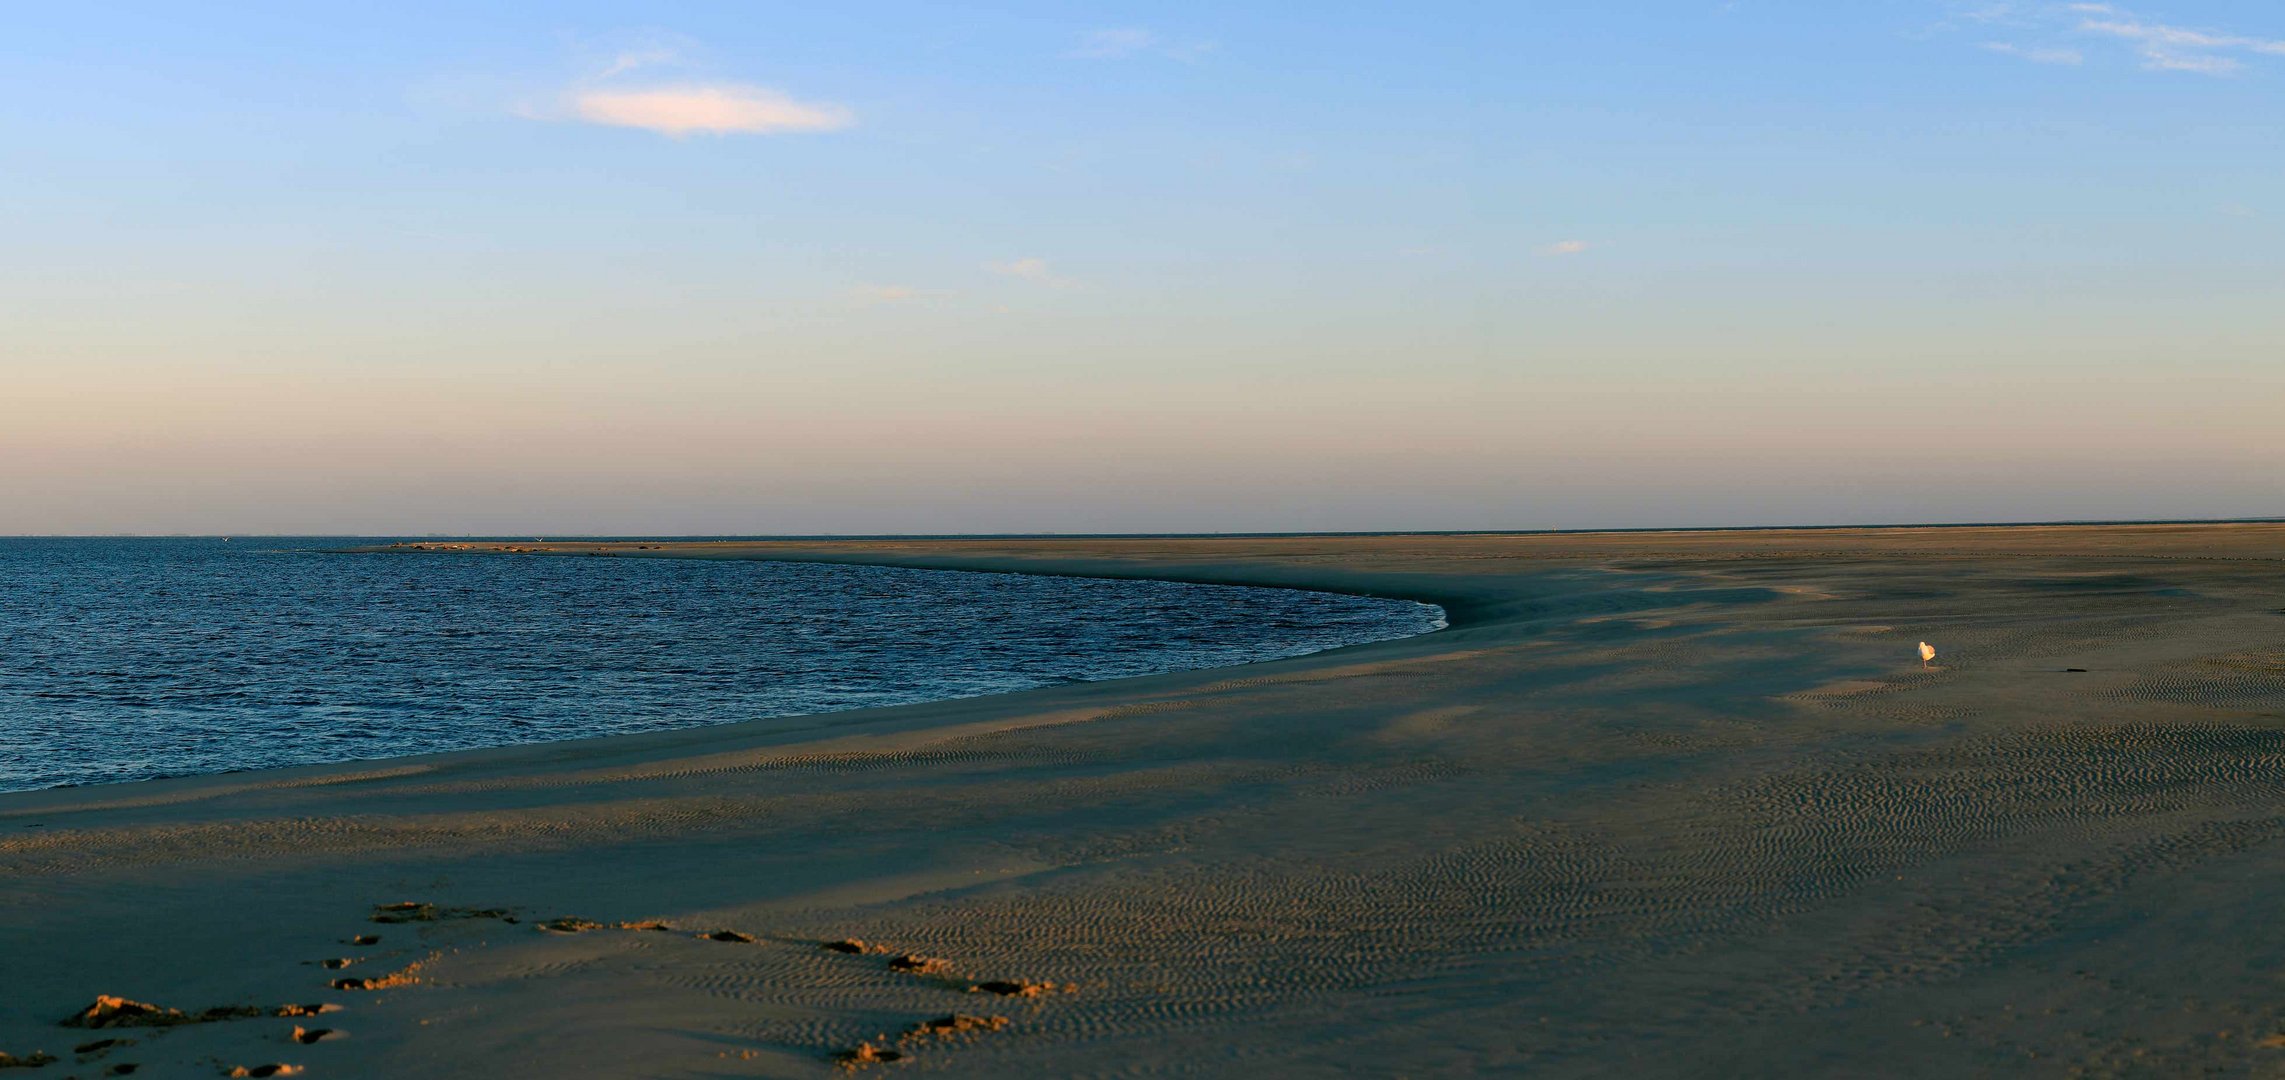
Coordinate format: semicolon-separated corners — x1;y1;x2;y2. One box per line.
6;515;2282;542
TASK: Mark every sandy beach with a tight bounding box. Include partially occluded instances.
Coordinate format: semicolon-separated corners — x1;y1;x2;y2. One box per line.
5;523;2285;1077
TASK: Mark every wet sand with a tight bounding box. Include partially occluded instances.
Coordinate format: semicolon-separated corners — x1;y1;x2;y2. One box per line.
4;524;2285;1077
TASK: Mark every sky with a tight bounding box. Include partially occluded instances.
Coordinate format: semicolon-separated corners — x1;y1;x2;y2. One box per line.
3;1;2280;534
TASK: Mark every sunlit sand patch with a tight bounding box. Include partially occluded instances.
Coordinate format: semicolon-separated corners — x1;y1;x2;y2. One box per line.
1770;584;1843;600
389;702;1193;797
1095;699;1202;720
258;765;439;790
1194;650;1499;693
1784;679;1898;699
1574;613;1677;629
0;766;436;818
1369;705;1482;743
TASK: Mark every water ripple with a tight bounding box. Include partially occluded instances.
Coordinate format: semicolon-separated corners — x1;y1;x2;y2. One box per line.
0;539;1441;792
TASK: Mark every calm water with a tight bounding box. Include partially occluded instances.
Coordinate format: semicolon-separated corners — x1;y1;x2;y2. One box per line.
0;539;1441;792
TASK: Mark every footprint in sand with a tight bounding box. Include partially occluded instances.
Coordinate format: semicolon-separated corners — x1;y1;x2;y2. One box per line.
62;998;298;1030
290;1026;343;1044
330;973;416;991
833;1015;1015;1069
538;916;678;934
905;1015;1010;1038
73;1036;135;1059
968;979;1069;998
225;1066;302;1078
61;997;189;1029
834;1042;905;1068
888;954;954;975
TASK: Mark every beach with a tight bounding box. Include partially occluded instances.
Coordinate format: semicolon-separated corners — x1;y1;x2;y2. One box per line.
5;523;2284;1077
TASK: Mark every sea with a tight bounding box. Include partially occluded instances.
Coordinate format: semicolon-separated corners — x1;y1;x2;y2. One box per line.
0;539;1443;793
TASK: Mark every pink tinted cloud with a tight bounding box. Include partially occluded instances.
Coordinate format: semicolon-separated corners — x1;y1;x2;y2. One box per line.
572;84;852;136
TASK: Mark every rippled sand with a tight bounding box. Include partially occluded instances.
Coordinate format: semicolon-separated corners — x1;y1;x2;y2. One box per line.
5;524;2284;1077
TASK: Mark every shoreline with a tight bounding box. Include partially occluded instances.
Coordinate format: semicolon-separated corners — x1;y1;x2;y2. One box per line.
8;524;2285;1076
4;555;1448;797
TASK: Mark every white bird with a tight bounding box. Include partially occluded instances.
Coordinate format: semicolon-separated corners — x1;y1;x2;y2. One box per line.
1919;641;1937;669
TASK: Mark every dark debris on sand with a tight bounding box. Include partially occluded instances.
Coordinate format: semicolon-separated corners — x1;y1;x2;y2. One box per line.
369;901;509;924
60;997;275;1030
906;1014;1010;1038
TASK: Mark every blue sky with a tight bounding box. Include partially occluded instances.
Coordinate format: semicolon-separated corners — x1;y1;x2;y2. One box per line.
3;2;2279;533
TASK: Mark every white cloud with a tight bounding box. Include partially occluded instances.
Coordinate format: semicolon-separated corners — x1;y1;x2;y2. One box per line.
2078;18;2285;53
515;34;852;136
1981;41;2084;64
1539;240;1591;256
2138;49;2242;74
984;257;1074;287
1943;3;2283;76
598;44;683;79
2077;14;2285;73
569;84;852;136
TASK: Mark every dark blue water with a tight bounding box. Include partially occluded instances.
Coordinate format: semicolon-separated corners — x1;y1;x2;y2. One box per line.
0;539;1442;793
